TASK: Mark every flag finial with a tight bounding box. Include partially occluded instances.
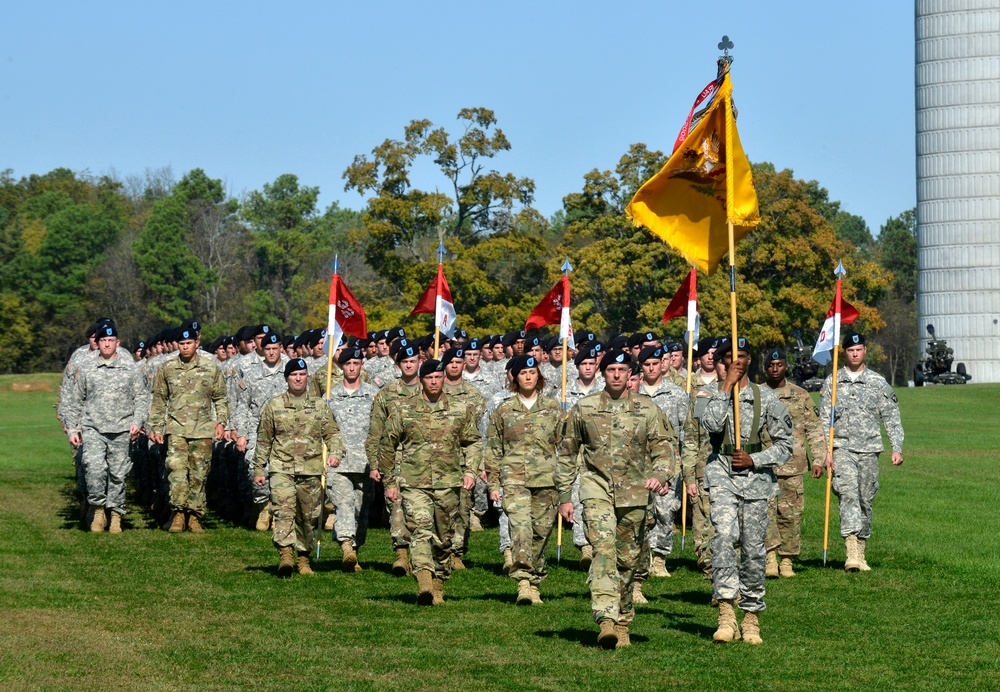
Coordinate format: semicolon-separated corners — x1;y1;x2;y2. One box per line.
437;242;446;264
717;35;734;73
834;260;846;278
561;258;573;274
333;255;340;275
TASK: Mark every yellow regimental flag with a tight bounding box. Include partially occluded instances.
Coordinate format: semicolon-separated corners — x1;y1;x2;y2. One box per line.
626;71;759;275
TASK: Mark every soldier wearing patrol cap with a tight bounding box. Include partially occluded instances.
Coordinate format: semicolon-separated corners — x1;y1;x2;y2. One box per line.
816;332;905;573
704;337;793;645
378;358;481;605
556;348;677;649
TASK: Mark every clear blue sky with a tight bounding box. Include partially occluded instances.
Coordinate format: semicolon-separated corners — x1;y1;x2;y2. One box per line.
1;1;915;235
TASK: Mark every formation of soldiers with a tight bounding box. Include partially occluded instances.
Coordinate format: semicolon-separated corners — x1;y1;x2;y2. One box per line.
57;315;905;650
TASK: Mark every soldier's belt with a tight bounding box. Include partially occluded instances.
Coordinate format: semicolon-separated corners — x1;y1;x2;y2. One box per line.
717;442;763;455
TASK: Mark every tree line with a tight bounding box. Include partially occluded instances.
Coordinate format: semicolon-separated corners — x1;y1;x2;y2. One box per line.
0;107;916;383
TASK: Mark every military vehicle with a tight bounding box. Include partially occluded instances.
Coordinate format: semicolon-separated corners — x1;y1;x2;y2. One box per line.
913;324;971;386
787;330;825;391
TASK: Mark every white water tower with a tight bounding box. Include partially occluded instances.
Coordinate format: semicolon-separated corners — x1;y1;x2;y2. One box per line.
915;0;1000;383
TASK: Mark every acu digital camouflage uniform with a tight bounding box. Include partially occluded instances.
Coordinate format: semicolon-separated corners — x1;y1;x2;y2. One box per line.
556;390;677;627
819;366;904;541
233;360;288;507
63;352;144;517
486;393;565;587
148;351;229;519
253;391;345;553
363;355;399;388
638;380;688;562
324;380;379;548
378;394;481;582
702;383;793;613
365;378;422;551
444;379;486;558
683;380;718;572
765;381;826;558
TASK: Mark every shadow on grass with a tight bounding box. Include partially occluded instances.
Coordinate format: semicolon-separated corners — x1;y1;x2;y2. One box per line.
534;628;650;647
647;589;715;606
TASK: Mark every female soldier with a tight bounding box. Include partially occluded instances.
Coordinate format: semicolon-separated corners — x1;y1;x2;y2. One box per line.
486;355;565;605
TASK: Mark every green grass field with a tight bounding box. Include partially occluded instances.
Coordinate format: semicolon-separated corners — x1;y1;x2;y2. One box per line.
1;374;998;690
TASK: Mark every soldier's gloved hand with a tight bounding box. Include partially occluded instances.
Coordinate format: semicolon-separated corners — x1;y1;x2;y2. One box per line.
731;449;754;470
236;437;247;453
462;475;476;491
558;501;574;524
327;456;340;468
385;486;399;502
891;452;904;466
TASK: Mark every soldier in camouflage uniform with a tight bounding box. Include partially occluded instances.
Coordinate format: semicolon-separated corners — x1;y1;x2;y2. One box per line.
546;346;603;568
365;339;421;576
487;355;564;605
378;359;480;605
556;348;677;650
234;333;289;530
683;338;720;577
636;346;687;588
440;347;486;567
364;329;402;388
763;348;826;577
816;332;904;572
147;327;229;533
481;360;516;571
461;337;501;399
64;324;143;533
703;338;793;645
324;347;379;572
253;358;346;576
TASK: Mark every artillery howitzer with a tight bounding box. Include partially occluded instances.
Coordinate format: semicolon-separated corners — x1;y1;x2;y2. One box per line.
913;324;971;386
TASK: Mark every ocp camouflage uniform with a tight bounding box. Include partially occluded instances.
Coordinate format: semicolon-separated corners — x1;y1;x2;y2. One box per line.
639;380;688;561
378;394;481;581
683;381;717;571
819;367;904;540
556;390;677;626
702;383;793;612
148;351;229;519
546;376;603;550
233;360;288;507
325;381;379;547
487;394;564;585
444;380;486;557
254;391;345;552
765;381;825;557
64;353;143;516
365;378;421;549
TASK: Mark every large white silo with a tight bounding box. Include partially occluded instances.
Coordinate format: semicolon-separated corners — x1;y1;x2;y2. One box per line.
916;0;1000;384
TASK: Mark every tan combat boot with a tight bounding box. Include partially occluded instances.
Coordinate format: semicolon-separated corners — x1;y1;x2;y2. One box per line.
844;535;861;572
597;620;619;650
649;555;671;578
469;514;484;532
451;555;466;571
187;513;205;534
580;545;594;570
856;539;871;571
416;570;434;605
632;581;648;605
779;557;795;577
108;512;123;534
89;506;107;533
168;511;186;533
392;547;412;577
529;585;543;605
277;546;295;576
614;624;631;648
741;611;762;645
254;503;271;531
713;599;741;643
516;579;533;606
765;549;779;578
502;548;513;575
324;512;335;531
431;577;445;605
297;553;314;576
341;540;358;573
